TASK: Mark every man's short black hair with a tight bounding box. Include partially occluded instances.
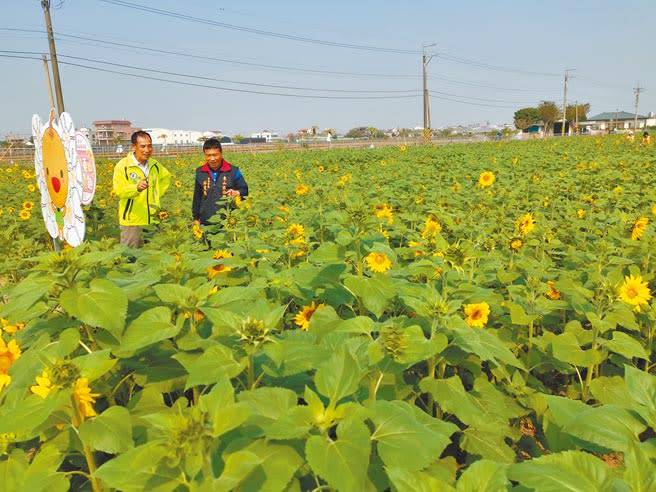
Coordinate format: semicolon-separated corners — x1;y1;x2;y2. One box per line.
203;138;222;152
131;130;152;145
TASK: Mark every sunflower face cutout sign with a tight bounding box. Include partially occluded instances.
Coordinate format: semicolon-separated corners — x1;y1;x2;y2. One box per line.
32;109;89;247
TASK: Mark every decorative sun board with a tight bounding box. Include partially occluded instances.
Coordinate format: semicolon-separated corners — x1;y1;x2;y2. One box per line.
32;109;86;247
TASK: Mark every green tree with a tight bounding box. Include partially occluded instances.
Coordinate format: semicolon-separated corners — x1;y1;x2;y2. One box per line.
513;107;540;130
232;134;244;143
367;127;378;139
538;101;560;134
565;103;590;123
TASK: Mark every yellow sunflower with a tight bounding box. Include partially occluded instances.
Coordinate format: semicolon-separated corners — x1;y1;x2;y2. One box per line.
576;209;586;219
365;252;392;273
207;263;232;279
375;204;394;224
175;180;182;188
510;238;523;250
295;184;310;195
0;338;21;391
212;249;232;260
22;201;34;210
631;217;649;240
158;210;169;221
19;209;31;221
73;378;100;421
421;215;441;239
478;171;496;188
31;369;53;398
192;224;204;239
618;274;652;312
546;280;561;300
515;213;536;236
463;302;490;328
294;301;326;331
286;223;305;237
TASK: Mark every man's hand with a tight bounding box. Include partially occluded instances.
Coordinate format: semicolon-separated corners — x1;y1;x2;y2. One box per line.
193;219;200;226
225;189;240;197
137;179;149;192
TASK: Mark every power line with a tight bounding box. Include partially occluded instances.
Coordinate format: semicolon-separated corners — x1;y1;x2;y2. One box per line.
96;0;420;55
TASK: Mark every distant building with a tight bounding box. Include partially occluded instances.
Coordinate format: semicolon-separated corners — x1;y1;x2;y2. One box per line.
581;111;656;132
4;133;27;145
250;130;280;143
93;120;138;145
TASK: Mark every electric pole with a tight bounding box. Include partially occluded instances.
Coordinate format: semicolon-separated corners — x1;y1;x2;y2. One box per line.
634;85;644;131
42;55;55;108
561;69;574;136
41;0;65;114
422;43;436;144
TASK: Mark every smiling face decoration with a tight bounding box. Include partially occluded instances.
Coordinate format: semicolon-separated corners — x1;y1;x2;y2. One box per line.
32;109;87;247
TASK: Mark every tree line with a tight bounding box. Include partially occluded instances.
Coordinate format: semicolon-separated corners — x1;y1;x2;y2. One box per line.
514;102;590;133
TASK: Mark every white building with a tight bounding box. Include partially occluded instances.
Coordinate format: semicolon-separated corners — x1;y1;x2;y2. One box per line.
142;128;220;146
250;130;281;143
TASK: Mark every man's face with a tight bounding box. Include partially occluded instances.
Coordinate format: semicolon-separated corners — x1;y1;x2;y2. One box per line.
133;135;152;164
204;148;223;170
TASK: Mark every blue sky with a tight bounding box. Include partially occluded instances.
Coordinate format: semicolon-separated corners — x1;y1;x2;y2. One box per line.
2;0;654;136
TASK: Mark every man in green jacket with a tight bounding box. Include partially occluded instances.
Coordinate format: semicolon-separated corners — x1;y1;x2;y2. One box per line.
112;131;171;248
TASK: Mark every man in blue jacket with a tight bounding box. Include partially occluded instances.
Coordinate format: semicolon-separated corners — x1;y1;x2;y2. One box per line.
192;138;248;226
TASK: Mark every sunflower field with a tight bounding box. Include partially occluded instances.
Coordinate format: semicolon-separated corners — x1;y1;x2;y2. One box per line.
0;135;655;492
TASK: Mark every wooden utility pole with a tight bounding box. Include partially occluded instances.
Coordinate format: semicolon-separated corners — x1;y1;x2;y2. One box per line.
422;43;436;144
633;85;644;131
41;0;65;114
561;69;574;136
42;55;55;108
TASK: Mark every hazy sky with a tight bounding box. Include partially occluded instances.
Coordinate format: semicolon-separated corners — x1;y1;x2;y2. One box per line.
2;0;654;136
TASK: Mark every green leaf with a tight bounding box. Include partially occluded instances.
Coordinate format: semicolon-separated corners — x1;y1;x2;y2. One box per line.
59;279;127;337
0;392;70;439
451;328;524;369
563;405;646;453
306;417;371;492
94;442;178;492
2;445;70;492
173;344;245;388
508;450;615;492
543;395;589;427
214;450;263;492
369;400;454;471
73;349;117;381
240;440;304;492
624;365;656;428
550;332;603;367
344;275;396;318
507;302;536;326
314;347;366;405
386;466;453;492
116;306;179;355
153;283;194;306
79;406;133;453
623;444;656;492
603;331;649;360
395;327;448;366
263;332;329;377
460;427;516;463
456;459;509;492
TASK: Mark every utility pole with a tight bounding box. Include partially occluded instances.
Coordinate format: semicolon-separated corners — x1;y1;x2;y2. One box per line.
574;100;579;134
561;69;575;136
42;55;55;108
41;0;65;114
422;43;436;144
633;84;644;131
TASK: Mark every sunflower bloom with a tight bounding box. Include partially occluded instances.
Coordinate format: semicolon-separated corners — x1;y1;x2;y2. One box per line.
375;205;394;225
207;263;232;279
631;217;649;240
158;210;169;221
295;184;310;195
22;201;34;210
175;180;182;188
510;238;523;250
73;378;100;421
19;210;31;220
27;184;36;193
515;213;536;237
478;171;496;188
286;224;305;237
576;209;586;219
192;224;204;239
31;369;53;398
212;249;232;260
0;339;21;391
464;302;490;328
365;252;392;273
618;274;652;312
546;281;561;300
421;215;441;239
294;301;326;331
